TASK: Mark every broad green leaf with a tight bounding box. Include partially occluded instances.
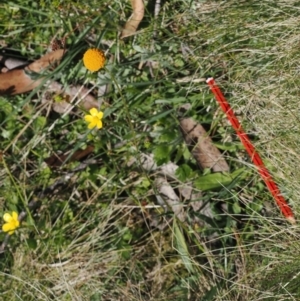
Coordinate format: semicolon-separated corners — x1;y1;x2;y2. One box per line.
33;116;47;130
232;202;242;214
159;131;177;143
175;164;193;182
194;168;247;191
153;144;171;165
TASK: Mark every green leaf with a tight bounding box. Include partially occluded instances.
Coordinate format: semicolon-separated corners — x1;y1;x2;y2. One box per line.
147;109;173;124
232;202;242;214
0;99;13;115
8;193;19;205
90;292;101;301
159;130;177;143
213;141;244;151
154;97;186;104
122;227;133;242
175;58;184;67
173;220;195;273
153;144;171;165
33;116;47;130
194;168;247;191
249;202;263;212
175;164;193;182
26;238;37;250
182;145;191;160
132;45;147;53
141;178;151;188
201;285;219;301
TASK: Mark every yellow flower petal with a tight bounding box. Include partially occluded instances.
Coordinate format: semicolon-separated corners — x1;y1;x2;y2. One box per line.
84;115;93;123
96;120;103;129
96;111;103;119
12;211;18;221
88;118;98;129
13;219;20;228
3;213;12;223
2;222;15;233
89;108;99;116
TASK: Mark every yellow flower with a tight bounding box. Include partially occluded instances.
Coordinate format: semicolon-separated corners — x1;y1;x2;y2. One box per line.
84;108;104;129
2;211;20;235
83;48;106;72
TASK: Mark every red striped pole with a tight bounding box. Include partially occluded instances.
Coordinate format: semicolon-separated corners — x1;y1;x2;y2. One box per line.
206;77;295;224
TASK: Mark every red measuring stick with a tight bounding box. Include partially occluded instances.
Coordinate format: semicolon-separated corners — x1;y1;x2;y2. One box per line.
206;77;295;224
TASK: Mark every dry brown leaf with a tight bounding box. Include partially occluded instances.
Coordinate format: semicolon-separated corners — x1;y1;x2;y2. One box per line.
180;118;230;172
121;0;145;38
27;49;64;72
0;49;65;95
